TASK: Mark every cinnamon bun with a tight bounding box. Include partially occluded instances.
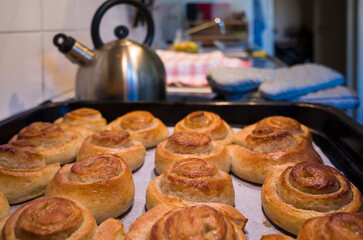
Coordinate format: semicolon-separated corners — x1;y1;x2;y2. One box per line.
146;158;235;209
54;107;107;132
125;204;247;240
0;197;97;239
0;140;60;204
105;111;169;148
229;122;322;184
261;162;362;235
174;111;234;145
297;212;363;240
10;122;85;165
45;154;135;223
77;130;145;171
93;218;126;240
155;131;230;174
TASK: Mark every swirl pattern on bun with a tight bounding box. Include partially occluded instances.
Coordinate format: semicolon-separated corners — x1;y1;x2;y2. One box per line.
77;130;145;171
174;111;234;145
0;140;60;204
229;121;322;184
10;122;87;165
105;111;169;148
46;154;135;223
297;212;363;240
252;116;312;142
146;158;235;209
125;205;247;240
155;132;230;174
261;162;362;235
54;107;107;132
0;197;96;240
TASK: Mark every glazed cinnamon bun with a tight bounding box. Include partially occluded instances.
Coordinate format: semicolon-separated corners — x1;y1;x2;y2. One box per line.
45;154;135;223
105;111;169;148
77;130;145;171
174;111;234;145
155;131;230;174
261;162;362;235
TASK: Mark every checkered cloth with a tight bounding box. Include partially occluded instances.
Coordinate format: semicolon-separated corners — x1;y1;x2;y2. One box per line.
156;50;251;86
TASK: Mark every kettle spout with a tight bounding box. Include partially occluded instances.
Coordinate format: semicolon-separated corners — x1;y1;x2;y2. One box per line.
53;33;95;65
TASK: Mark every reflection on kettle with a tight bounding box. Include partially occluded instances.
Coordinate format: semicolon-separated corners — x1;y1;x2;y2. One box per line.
53;0;166;101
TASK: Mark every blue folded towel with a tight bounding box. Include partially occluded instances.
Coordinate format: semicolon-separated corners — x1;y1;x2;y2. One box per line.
206;67;272;94
288;86;359;109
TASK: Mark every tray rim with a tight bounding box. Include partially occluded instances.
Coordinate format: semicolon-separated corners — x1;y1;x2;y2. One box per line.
1;100;362;134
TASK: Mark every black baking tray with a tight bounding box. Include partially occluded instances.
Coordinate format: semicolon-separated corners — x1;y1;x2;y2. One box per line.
0;100;362;191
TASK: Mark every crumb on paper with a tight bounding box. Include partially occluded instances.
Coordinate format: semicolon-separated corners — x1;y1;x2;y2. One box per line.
238;184;242;187
263;221;271;228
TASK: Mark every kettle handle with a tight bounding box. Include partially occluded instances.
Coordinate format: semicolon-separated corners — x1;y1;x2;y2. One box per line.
91;0;154;49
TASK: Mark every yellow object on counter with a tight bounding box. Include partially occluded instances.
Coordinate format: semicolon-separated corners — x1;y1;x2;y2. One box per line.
252;50;267;58
173;41;199;53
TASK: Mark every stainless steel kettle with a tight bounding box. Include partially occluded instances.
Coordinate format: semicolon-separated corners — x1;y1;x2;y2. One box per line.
53;0;166;101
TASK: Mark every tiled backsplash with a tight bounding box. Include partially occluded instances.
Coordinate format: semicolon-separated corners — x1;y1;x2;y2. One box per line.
0;0;151;121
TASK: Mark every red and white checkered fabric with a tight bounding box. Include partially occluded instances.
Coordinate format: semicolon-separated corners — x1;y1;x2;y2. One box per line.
156;50;251;86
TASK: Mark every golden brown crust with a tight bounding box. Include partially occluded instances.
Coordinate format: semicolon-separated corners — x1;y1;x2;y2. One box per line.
253;116;312;143
45;154;135;224
92;218;126;240
155;132;230;174
125;205;247;240
10;122;84;165
105;111;169;148
260;234;294;240
54;108;107;132
0;140;60;204
77;130;146;171
174;111;234;145
0;192;9;221
261;162;362;235
297;212;363;240
0;197;96;240
146;158;235;209
229;122;322;184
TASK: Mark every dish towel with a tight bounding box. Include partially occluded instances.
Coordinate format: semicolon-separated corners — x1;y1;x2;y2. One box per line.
156;50;251;87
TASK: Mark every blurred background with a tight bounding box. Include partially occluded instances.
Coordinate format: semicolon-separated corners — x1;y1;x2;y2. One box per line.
0;0;362;123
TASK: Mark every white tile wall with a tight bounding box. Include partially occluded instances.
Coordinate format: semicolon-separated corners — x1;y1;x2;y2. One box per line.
0;33;43;120
0;0;42;32
43;0;77;30
0;0;149;122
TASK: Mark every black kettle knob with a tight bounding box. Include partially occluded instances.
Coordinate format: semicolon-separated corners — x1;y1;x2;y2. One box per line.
91;0;155;49
53;33;76;53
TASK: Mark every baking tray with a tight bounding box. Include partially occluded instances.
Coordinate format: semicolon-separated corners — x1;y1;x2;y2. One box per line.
1;100;362;238
1;100;362;190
